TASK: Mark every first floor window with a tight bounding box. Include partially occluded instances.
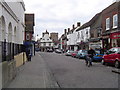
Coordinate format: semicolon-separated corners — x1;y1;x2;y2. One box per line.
113;14;118;28
106;17;110;30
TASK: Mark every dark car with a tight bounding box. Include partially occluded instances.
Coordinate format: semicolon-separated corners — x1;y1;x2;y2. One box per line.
102;47;120;68
47;49;53;52
35;48;40;52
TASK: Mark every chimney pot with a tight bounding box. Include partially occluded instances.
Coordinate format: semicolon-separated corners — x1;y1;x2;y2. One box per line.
72;24;75;29
64;29;67;34
77;22;81;27
68;28;70;32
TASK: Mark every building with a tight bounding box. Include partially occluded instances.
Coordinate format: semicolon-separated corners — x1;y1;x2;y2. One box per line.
24;14;35;56
102;1;120;50
0;1;26;88
0;1;25;62
67;22;81;51
89;12;103;50
39;30;54;52
50;33;59;49
76;22;90;50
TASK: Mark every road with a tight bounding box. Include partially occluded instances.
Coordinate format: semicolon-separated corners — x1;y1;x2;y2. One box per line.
40;52;119;88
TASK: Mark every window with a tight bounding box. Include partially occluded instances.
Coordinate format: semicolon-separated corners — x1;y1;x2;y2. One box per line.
106;18;110;30
97;29;101;37
49;43;51;46
113;14;118;28
26;33;30;40
44;43;46;46
81;31;84;39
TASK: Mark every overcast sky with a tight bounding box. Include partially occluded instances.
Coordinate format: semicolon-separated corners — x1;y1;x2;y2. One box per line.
24;0;114;39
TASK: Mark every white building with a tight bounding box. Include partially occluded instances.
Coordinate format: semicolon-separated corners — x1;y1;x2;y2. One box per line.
39;30;54;52
67;22;81;51
0;0;25;62
76;26;90;50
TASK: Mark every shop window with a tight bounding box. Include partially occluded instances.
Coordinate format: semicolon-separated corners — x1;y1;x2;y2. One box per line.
44;43;46;46
113;14;118;28
106;18;110;30
49;43;51;46
26;33;30;40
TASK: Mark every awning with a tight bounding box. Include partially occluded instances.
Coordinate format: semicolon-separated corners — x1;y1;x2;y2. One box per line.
110;32;120;39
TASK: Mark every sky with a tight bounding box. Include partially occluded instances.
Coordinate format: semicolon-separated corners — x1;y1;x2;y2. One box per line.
24;0;114;40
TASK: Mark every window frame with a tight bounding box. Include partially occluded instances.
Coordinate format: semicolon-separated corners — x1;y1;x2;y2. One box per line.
106;17;110;30
113;14;118;29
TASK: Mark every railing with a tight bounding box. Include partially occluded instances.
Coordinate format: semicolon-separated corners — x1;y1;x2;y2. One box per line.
1;39;24;62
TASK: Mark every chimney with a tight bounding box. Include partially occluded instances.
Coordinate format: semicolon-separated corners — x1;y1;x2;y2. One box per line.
77;22;81;27
64;29;67;34
68;28;70;32
72;24;75;29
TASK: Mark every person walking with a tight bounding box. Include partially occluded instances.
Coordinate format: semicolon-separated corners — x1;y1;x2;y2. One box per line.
26;48;31;61
86;48;96;67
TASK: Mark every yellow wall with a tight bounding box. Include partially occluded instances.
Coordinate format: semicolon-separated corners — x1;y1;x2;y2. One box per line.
14;52;27;68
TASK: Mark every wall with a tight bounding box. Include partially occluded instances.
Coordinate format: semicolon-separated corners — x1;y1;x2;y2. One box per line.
14;52;27;68
0;2;25;44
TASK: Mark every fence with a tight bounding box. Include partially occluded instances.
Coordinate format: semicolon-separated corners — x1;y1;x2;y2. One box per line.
1;40;24;62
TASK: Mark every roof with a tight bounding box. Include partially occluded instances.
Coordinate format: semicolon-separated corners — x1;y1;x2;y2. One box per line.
76;12;101;31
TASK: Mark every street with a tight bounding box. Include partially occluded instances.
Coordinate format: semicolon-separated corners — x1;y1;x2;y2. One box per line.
40;52;119;88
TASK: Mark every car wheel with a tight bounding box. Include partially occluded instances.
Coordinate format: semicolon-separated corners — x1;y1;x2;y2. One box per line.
101;59;105;65
115;60;120;68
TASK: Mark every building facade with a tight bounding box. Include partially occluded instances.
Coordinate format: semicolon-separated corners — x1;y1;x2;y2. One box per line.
102;1;120;50
89;12;103;50
39;30;54;52
76;25;90;50
67;22;81;51
0;1;25;62
50;32;59;49
24;14;35;56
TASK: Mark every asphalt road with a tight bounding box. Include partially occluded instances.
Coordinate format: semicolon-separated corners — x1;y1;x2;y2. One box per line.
40;52;119;88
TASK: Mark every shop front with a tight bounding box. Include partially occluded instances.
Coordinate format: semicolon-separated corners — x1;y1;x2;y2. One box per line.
102;35;111;50
110;32;120;47
89;42;102;50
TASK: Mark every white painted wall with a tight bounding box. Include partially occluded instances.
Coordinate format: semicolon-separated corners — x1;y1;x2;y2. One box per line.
76;27;90;44
0;1;25;44
40;33;53;47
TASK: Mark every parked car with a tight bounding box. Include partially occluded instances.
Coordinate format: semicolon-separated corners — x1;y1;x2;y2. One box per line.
47;49;53;52
102;47;120;68
71;51;78;58
76;50;88;59
55;49;62;54
65;50;74;56
35;48;40;52
93;50;104;62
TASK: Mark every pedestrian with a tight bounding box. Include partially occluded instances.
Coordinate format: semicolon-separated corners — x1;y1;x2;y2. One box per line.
86;47;96;67
26;48;31;61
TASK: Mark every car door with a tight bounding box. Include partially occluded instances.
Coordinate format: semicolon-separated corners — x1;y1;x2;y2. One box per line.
108;48;118;63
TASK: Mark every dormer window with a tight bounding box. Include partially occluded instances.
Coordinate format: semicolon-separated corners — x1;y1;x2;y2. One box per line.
106;17;110;30
113;14;118;29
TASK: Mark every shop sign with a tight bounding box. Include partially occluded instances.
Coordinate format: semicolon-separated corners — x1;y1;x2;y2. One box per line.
102;35;109;39
110;32;120;39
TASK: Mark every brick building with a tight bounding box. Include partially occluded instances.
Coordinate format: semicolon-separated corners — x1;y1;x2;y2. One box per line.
24;14;35;56
102;1;120;50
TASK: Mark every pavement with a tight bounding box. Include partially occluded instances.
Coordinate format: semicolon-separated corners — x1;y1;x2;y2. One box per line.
6;52;59;88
